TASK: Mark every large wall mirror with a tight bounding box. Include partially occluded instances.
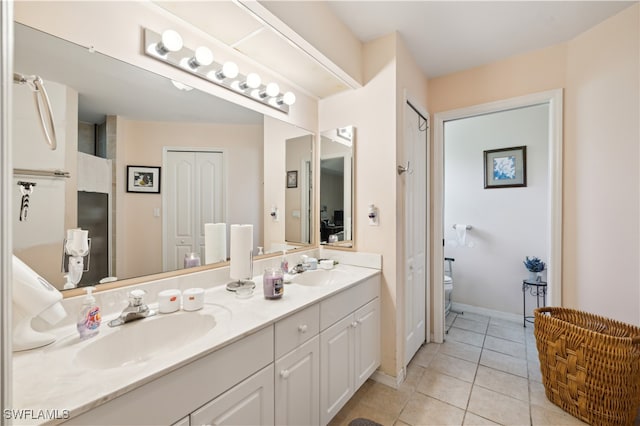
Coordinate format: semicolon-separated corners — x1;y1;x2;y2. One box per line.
319;126;354;248
12;23;314;292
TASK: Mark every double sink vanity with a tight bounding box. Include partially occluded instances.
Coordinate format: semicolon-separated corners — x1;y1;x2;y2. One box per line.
13;252;381;425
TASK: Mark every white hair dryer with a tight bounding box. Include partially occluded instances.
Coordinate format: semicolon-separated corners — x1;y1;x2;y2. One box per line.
12;255;67;351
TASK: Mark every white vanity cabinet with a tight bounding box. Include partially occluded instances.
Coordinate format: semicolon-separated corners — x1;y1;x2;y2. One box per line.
274;304;321;425
275;336;320;425
319;276;381;425
59;271;380;426
190;365;274;426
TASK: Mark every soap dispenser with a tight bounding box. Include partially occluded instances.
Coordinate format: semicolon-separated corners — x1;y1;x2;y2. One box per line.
280;250;289;273
77;286;101;340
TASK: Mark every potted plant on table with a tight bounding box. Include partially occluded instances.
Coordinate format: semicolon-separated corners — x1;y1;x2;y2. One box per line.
523;256;545;282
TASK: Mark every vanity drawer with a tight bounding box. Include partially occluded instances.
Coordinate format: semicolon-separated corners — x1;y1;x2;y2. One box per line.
275;304;319;358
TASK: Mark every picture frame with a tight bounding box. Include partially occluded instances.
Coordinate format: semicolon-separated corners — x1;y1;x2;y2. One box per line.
127;165;161;193
287;170;298;188
483;146;527;189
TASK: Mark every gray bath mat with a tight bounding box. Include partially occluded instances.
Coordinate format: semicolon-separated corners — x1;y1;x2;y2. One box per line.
348;419;383;426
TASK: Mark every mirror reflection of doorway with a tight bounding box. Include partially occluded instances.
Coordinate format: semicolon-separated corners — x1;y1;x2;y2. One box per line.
320;157;344;243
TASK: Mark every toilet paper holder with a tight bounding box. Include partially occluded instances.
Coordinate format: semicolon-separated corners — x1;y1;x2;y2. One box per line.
452;224;472;230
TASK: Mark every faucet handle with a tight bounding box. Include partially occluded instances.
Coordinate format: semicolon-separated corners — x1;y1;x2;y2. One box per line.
128;289;146;306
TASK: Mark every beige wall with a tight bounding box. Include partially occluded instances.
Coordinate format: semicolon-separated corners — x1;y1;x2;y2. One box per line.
564;4;639;324
320;33;398;376
319;32;428;378
116;120;263;279
428;4;640;324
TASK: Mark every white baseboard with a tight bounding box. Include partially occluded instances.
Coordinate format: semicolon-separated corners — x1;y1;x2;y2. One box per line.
370;368;404;389
451;302;522;324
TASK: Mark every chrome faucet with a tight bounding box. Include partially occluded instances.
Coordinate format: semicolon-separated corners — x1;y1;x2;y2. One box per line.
108;289;156;327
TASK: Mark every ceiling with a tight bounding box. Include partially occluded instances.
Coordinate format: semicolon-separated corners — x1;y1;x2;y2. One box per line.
325;1;635;78
155;0;635;97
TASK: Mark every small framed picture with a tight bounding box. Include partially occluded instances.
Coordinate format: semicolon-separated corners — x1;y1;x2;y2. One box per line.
484;146;527;189
287;170;298;188
127;166;161;193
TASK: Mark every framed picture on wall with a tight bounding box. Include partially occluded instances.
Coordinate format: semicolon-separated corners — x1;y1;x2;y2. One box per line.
287;170;298;188
483;146;527;189
127;166;161;193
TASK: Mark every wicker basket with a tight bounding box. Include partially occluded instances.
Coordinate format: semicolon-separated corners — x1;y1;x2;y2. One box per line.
534;307;640;425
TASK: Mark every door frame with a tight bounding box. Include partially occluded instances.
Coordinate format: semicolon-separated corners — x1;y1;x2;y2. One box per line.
162;147;227;271
432;89;563;343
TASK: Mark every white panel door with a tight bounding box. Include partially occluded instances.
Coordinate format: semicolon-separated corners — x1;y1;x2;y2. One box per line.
404;103;429;365
320;314;355;425
164;151;224;271
275;336;320;426
195;153;224;260
190;365;274;426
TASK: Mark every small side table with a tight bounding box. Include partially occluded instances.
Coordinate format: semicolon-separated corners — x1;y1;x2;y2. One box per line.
522;279;547;327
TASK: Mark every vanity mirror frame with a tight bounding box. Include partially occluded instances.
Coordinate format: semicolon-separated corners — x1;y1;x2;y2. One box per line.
319;126;356;250
12;22;318;298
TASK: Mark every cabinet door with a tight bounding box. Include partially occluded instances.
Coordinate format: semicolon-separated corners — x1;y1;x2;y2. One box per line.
190;365;274;426
355;298;380;389
320;314;355;425
275;336;320;426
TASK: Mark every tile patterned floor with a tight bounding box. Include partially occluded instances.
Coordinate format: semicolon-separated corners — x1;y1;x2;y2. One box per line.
329;312;640;426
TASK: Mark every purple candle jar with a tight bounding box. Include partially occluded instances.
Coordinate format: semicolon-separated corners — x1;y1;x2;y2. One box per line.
263;267;283;299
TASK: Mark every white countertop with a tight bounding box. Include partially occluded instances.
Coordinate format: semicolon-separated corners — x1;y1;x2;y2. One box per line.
12;264;380;425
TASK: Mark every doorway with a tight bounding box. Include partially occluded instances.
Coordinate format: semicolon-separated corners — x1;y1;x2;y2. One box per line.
432;90;563;343
163;149;225;271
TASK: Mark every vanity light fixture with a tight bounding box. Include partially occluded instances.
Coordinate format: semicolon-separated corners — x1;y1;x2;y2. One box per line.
143;28;295;113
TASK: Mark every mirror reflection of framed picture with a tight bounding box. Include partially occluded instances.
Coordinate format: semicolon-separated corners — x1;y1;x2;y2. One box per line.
483;146;527;189
127;166;161;193
287;170;298;188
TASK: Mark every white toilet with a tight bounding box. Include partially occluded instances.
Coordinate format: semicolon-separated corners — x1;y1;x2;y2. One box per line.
444;274;453;315
444;257;455;315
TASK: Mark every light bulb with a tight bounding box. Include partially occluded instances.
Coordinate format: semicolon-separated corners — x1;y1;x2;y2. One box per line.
263;82;279;98
188;46;213;69
216;61;239;80
282;91;296;106
155;29;183;56
245;73;261;89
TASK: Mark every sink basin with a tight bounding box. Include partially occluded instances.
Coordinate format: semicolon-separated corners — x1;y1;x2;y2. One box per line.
75;312;216;369
291;269;346;286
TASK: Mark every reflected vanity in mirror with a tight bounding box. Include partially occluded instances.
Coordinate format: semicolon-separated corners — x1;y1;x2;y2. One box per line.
12;23;314;292
319;126;354;248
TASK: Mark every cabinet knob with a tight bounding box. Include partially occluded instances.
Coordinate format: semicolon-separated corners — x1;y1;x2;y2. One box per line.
280;369;290;379
180;239;185;244
351;321;358;328
298;324;308;333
